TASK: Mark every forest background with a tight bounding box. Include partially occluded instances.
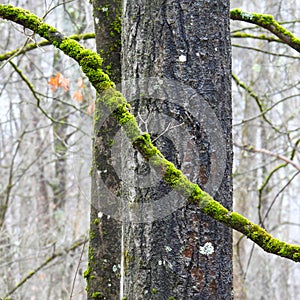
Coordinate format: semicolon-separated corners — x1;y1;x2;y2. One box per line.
0;0;300;299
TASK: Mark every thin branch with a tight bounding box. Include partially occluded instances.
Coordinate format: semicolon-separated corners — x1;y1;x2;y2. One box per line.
232;74;283;133
69;239;87;299
152;122;185;143
235;143;300;171
9;60;88;134
9;60;57;122
231;32;283;43
258;163;287;224
0;130;25;229
262;171;300;226
232;43;300;59
0;33;95;62
233;92;300;128
4;236;87;299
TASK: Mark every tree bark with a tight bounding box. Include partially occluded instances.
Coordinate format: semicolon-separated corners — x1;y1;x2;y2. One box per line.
86;1;122;299
121;1;233;299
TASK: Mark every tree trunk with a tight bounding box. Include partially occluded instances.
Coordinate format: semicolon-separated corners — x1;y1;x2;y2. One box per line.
121;1;233;299
86;1;122;299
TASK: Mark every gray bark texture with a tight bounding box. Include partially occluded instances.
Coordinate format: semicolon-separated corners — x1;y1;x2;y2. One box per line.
87;1;122;299
121;1;233;299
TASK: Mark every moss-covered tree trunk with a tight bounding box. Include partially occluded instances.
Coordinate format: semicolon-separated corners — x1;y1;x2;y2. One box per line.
121;1;233;299
86;1;122;299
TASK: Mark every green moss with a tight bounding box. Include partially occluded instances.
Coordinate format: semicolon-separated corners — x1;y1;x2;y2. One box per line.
112;16;121;34
83;267;91;279
123;249;134;275
102;5;109;16
163;162;182;187
132;133;159;160
93;218;99;225
202;198;229;221
58;39;115;93
229;212;250;229
92;291;103;298
230;8;300;49
152;288;157;294
105;63;112;75
90;230;96;240
168;297;176;300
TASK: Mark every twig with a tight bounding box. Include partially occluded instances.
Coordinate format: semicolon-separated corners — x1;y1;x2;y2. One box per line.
235;143;300;171
232;43;300;59
4;237;87;299
152;122;185;143
69;239;87;299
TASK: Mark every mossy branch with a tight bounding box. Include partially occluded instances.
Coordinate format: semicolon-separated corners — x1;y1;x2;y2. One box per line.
0;32;95;61
1;4;300;262
230;8;300;53
231;32;283;43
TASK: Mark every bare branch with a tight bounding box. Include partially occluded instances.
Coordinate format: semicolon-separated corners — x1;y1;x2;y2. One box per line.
232;43;300;59
4;237;87;299
232;74;284;133
235;143;300;171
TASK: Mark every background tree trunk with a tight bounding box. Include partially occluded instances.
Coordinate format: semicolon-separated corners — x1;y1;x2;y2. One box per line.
121;1;233;299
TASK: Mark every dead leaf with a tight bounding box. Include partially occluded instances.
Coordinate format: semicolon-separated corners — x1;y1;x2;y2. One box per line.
87;101;95;115
48;72;70;92
72;90;83;102
77;77;85;89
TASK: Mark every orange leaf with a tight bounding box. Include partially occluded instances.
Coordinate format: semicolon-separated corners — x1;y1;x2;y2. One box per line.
72;90;83;102
87;101;95;115
48;72;61;91
58;75;70;92
77;77;85;89
48;72;70;92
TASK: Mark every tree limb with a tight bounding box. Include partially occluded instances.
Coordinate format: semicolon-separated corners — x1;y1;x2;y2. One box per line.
230;8;300;53
231;32;283;43
236;144;300;171
1;4;300;262
0;32;95;62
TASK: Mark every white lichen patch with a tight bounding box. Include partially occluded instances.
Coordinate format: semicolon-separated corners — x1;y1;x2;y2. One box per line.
199;242;214;256
102;7;109;12
241;12;253;20
179;55;187;62
112;265;118;272
98;211;103;219
165;245;172;252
